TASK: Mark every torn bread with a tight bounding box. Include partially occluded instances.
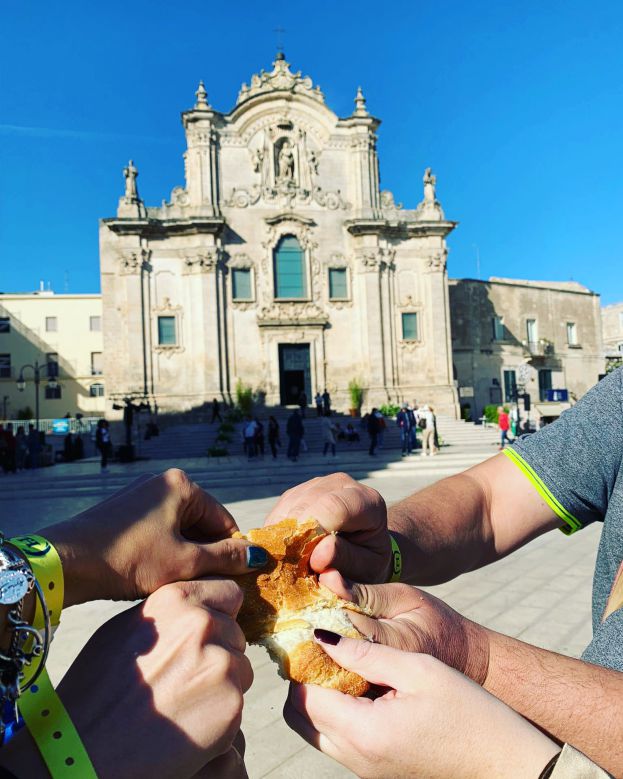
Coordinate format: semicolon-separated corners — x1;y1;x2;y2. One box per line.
233;518;369;696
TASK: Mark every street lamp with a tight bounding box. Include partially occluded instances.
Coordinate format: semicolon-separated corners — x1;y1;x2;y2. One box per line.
16;360;59;432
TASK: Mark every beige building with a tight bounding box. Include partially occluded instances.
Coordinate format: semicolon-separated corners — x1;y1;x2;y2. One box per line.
602;302;623;366
449;277;604;423
100;54;459;416
0;291;105;420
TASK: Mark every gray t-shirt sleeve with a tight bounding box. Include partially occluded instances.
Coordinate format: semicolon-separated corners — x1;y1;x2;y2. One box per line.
505;368;623;533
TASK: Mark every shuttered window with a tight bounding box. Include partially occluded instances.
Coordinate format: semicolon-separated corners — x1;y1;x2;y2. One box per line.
402;313;419;341
329;268;348;300
232;268;252;300
158;316;177;346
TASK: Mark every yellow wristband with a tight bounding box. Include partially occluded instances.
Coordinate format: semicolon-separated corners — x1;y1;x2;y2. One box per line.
388;533;402;583
9;534;64;630
18;669;98;778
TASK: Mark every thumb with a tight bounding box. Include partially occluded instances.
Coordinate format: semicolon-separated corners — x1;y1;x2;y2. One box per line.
191;538;269;576
313;631;418;692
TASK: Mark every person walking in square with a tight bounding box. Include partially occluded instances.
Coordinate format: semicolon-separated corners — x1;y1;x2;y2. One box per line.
286;409;304;461
419;404;436;456
254;417;265;458
368;407;380;456
321;415;337;458
498;405;511;449
268;415;280;459
243;416;257;460
210;397;222;423
315;391;323;417
396;405;412;456
95;418;113;473
322;388;331;417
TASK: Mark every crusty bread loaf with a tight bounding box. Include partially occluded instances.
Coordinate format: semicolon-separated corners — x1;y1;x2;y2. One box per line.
233;518;369;696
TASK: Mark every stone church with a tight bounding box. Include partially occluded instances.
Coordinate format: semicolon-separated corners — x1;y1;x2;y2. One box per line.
100;54;459;415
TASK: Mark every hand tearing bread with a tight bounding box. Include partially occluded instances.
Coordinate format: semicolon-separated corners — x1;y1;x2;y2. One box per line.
233;518;369;696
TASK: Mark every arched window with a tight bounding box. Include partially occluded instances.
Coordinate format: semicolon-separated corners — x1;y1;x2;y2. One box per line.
273;235;307;299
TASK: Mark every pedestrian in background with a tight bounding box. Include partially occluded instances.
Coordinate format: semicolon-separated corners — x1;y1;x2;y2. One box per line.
95;418;113;473
15;425;28;471
321;415;337;457
254;417;265;458
396;405;412;456
498;405;511;449
268;415;280;459
243;416;257;460
419;404;436;456
286;409;304;462
322;388;331;417
211;397;222;423
376;409;386;449
367;408;380;456
298;390;308;418
315;391;323;417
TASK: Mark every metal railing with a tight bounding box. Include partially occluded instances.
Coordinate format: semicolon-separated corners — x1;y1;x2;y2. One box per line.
522;339;555;357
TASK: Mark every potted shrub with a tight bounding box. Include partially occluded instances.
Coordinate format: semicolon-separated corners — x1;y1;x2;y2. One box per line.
348;379;364;417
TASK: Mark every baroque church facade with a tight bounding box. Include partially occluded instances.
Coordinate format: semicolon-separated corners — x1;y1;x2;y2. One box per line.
100;54;460;415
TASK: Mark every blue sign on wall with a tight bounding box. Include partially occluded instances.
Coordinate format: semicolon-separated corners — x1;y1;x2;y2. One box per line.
546;389;569;402
51;419;70;435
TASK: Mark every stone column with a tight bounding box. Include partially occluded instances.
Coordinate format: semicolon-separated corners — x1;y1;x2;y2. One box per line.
354;247;387;402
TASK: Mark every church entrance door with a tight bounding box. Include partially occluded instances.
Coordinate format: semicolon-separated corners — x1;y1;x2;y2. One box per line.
279;344;311;405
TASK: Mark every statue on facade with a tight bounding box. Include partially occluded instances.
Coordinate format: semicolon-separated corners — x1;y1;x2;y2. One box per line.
307;149;319;175
278;140;295;182
123;160;139;201
423;167;436;203
251;147;264;174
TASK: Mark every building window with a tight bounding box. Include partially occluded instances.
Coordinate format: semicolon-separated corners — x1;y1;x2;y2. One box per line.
503;370;517;402
492;316;504;341
91;352;103;375
538;369;552;402
232;268;253;301
157;316;177;346
90;315;102;332
45;316;58;332
0;318;10;333
0;354;10;379
89;382;105;398
566;322;577;345
46;352;59;378
273;235;307;299
45;384;61;400
328;268;348;300
401;312;419;341
526;318;537;345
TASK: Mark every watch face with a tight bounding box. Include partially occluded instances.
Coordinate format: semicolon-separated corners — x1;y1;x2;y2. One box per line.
0;570;30;605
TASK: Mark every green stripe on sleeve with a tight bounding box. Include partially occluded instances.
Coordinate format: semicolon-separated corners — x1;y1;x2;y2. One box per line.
502;447;583;535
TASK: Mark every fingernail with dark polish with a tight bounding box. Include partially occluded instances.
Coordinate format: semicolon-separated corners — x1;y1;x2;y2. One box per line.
314;628;341;645
247;546;268;569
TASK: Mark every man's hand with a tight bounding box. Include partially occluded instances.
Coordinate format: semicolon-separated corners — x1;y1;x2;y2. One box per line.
284;636;559;779
1;579;253;779
265;473;391;583
320;570;489;683
44;469;267;605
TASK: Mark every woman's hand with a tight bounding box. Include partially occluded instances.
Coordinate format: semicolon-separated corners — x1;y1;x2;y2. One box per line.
1;579;253;779
42;469;267;604
284;634;560;779
319;571;489;682
265;473;391;583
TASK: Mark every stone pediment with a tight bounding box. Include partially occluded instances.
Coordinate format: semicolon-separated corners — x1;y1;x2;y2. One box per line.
264;212;315;227
237;55;325;106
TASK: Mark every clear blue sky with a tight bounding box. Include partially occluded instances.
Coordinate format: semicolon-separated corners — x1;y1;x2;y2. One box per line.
1;0;621;302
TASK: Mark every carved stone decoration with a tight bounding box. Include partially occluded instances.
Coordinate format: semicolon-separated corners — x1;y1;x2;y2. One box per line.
118;247;151;276
312;187;350;210
224;186;262;208
380;190;403;211
182;249;221;274
237;56;325;105
257;301;328;327
424;252;448;273
354;247;394;273
170;187;190;207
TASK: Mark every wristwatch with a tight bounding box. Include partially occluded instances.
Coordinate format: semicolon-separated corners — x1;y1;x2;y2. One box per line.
0;541;34;607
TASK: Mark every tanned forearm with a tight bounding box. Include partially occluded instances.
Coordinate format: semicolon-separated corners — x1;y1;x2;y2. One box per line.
387;472;496;585
483;629;623;776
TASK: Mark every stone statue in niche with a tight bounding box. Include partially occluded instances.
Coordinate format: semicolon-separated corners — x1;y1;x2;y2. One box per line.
278;140;295;182
423;167;436;202
123;160;139;201
307;149;319;175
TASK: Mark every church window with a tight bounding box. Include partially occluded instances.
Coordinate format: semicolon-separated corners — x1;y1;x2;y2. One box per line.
401;313;419;341
89;382;105;398
232;268;253;301
328;268;348;300
157;316;177;346
274;236;307;299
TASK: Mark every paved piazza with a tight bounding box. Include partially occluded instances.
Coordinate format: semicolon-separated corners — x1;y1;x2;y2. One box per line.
1;441;600;778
